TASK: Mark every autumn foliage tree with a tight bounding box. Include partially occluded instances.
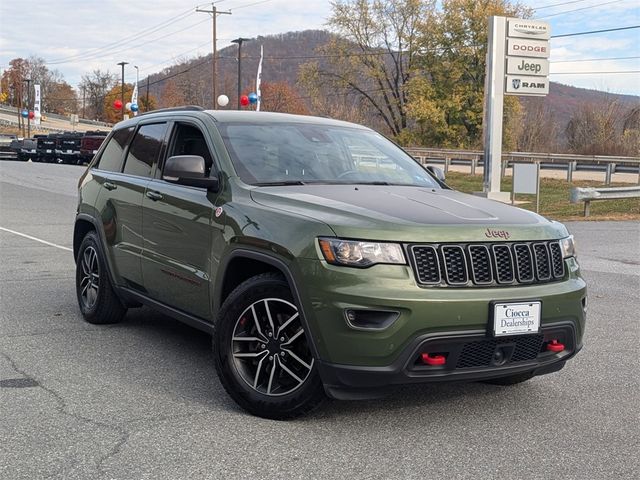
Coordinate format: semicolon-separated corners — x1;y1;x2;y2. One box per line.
159;79;187;108
259;81;308;115
102;83;157;124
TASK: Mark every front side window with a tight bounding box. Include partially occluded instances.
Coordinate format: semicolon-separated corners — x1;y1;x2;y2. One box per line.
218;122;440;188
95;127;133;172
123;123;168;178
168;123;215;176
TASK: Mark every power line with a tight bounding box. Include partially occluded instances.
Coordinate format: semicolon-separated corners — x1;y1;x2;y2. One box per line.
534;0;591;10
67;17;211;66
230;0;275;11
552;55;640;63
538;0;628;19
550;70;640;74
552;25;639;38
46;6;201;64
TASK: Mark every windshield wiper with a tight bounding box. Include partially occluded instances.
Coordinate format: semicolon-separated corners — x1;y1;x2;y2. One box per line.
254;180;306;186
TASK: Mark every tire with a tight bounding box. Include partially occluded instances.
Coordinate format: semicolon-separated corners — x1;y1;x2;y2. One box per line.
213;273;325;419
482;371;535;385
75;231;126;324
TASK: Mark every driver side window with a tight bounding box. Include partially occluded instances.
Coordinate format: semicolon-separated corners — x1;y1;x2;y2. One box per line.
168;123;214;177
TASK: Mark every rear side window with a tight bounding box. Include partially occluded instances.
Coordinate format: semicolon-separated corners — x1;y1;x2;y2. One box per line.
96;127;133;172
123;123;168;178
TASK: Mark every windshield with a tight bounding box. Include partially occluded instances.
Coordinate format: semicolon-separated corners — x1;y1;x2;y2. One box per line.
218;122;440;188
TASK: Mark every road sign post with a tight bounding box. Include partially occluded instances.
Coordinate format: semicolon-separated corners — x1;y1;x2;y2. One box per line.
481;16;550;202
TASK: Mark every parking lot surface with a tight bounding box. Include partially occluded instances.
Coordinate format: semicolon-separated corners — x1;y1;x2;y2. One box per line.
1;161;638;480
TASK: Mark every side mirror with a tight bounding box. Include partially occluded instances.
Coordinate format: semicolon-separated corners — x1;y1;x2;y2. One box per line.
426;165;446;182
162;155;219;191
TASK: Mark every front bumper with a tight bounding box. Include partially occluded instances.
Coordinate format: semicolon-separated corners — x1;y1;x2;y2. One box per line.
318;322;580;399
294;256;586;394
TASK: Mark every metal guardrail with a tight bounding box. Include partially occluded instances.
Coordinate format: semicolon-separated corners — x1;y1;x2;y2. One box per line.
570;186;640;216
405;147;640;185
0;105;112;128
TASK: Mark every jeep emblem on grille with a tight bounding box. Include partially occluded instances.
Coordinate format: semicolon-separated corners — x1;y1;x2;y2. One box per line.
485;228;511;240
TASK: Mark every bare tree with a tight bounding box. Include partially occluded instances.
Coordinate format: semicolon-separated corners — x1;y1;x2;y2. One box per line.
517;99;560;153
299;0;433;137
79;70;117;121
565;98;639;156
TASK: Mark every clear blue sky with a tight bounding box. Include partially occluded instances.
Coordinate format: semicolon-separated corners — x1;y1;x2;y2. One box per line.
0;0;638;95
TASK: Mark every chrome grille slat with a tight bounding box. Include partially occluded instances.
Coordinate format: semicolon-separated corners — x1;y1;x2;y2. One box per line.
533;243;552;281
492;244;514;283
409;241;565;287
548;242;565;278
468;245;493;284
440;246;468;284
513;244;534;283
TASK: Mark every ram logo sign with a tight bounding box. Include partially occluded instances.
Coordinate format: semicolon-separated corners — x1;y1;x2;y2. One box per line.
505;75;549;95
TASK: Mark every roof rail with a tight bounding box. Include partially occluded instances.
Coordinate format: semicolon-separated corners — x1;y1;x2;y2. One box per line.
140;105;204;115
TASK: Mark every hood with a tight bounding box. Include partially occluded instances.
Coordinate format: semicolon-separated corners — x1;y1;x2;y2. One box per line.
250;184;567;242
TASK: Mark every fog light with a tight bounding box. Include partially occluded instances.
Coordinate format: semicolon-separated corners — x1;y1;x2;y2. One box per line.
344;309;399;331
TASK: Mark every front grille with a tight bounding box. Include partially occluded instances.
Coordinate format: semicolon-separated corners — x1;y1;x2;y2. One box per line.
409;240;565;287
456;334;544;369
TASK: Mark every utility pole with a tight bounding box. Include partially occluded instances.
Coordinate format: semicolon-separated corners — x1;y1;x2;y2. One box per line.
117;61;128;120
22;78;31;138
231;37;251;109
197;3;231;109
82;85;86;119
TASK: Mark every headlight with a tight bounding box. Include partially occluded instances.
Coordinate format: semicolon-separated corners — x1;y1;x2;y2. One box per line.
560;235;576;258
318;238;406;267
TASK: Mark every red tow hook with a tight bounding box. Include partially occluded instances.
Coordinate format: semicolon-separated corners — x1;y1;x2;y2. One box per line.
546;340;565;353
421;353;446;366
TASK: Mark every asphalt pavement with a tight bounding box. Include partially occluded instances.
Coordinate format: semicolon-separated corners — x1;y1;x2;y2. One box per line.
1;161;638;480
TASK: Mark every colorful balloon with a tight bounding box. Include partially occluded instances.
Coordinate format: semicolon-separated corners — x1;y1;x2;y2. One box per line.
248;93;258;104
125;102;132;112
130;103;139;112
28;111;35;120
217;95;229;107
21;109;29;118
113;99;123;110
240;95;250;107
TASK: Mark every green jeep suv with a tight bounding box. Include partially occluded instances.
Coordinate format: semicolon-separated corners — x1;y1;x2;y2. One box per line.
74;107;586;419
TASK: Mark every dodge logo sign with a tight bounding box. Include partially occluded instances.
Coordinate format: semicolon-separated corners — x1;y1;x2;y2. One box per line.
512;79;521;90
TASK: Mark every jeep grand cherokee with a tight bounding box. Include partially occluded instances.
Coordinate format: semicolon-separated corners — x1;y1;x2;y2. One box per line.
74;107;586;419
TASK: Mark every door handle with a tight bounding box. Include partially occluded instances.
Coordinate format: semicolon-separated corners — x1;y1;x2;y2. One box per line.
146;190;163;201
104;181;117;191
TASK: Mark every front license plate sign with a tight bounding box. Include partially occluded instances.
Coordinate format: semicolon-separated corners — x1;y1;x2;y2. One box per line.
493;301;541;336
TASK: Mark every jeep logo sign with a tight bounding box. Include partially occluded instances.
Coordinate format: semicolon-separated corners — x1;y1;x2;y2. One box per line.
506;57;549;77
507;38;550;58
505;75;549;95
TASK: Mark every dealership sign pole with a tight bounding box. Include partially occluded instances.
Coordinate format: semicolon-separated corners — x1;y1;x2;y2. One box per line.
482;16;550;200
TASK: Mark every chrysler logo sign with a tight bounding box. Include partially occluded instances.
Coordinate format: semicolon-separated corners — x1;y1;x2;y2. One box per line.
507;19;551;40
513;24;547;36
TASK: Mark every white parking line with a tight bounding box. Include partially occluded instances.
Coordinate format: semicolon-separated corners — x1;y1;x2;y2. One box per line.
0;226;73;252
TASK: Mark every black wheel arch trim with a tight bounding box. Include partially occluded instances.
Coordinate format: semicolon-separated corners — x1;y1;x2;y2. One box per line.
214;247;322;361
74;213;120;288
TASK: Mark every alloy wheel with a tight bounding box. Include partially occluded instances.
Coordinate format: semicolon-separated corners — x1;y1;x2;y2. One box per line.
79;246;100;309
231;298;314;396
